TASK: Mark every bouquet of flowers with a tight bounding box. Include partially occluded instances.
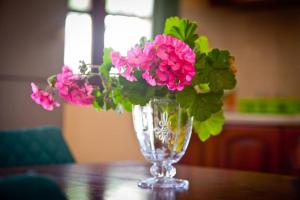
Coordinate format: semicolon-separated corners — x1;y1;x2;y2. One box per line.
31;17;237;141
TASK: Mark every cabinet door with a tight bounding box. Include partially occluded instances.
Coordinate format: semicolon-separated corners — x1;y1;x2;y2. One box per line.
281;127;300;175
180;132;219;167
218;125;280;173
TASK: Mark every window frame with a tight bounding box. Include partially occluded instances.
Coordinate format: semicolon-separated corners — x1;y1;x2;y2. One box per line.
66;0;105;65
103;0;154;53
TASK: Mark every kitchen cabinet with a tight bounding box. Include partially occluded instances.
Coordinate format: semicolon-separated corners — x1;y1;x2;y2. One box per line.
181;123;300;175
281;127;300;175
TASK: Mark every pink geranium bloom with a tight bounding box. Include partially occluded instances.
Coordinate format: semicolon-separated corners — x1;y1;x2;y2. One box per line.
55;66;95;106
111;35;196;91
127;47;144;66
142;35;196;91
111;47;144;82
142;71;156;86
31;83;60;111
111;51;127;72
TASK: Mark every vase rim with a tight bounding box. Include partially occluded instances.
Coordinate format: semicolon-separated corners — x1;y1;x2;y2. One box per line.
149;97;177;103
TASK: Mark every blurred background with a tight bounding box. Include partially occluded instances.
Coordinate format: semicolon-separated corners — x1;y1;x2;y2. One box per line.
0;0;299;174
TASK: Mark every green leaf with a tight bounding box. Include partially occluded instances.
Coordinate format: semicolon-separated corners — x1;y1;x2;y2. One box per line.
154;86;169;98
176;87;223;121
164;17;183;38
92;100;101;111
102;48;113;64
192;83;211;94
204;70;236;92
199;83;210;93
176;86;196;108
208;49;230;69
92;91;104;111
169;110;189;130
99;48;113;79
164;17;198;48
92;85;121;111
119;77;155;106
193;111;225;141
120;98;132;112
190;91;223;121
93;88;101;97
111;86;132;112
194;36;210;54
195;53;206;70
47;75;57;87
197;49;237;92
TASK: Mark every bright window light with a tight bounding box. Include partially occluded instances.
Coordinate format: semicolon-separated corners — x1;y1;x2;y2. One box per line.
64;12;92;71
105;0;154;17
68;0;92;11
104;15;152;55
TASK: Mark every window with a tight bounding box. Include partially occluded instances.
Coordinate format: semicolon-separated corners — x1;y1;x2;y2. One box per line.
104;0;154;55
64;0;154;71
64;0;92;71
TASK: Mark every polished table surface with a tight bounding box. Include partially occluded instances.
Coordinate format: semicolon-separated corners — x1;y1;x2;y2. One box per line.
0;162;299;200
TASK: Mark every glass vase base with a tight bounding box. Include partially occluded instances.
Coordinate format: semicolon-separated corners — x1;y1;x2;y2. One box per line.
138;177;189;190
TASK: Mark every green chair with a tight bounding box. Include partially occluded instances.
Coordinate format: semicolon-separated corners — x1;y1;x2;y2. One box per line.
0;127;75;168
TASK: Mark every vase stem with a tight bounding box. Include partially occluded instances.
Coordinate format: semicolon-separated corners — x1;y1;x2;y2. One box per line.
150;162;176;178
138;162;188;189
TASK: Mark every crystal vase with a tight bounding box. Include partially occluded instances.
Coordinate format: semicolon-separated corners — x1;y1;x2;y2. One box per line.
132;98;193;189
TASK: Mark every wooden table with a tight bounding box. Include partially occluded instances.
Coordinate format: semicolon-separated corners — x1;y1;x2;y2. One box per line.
0;162;299;200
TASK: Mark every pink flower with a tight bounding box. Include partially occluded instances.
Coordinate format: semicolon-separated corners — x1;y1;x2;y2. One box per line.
111;35;196;91
127;47;144;66
55;66;95;106
142;35;196;91
111;51;126;72
31;83;60;111
111;47;144;82
142;71;156;86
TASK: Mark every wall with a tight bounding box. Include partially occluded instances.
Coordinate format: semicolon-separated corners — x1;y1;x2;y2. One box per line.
179;0;300;97
63;104;143;163
0;0;66;129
